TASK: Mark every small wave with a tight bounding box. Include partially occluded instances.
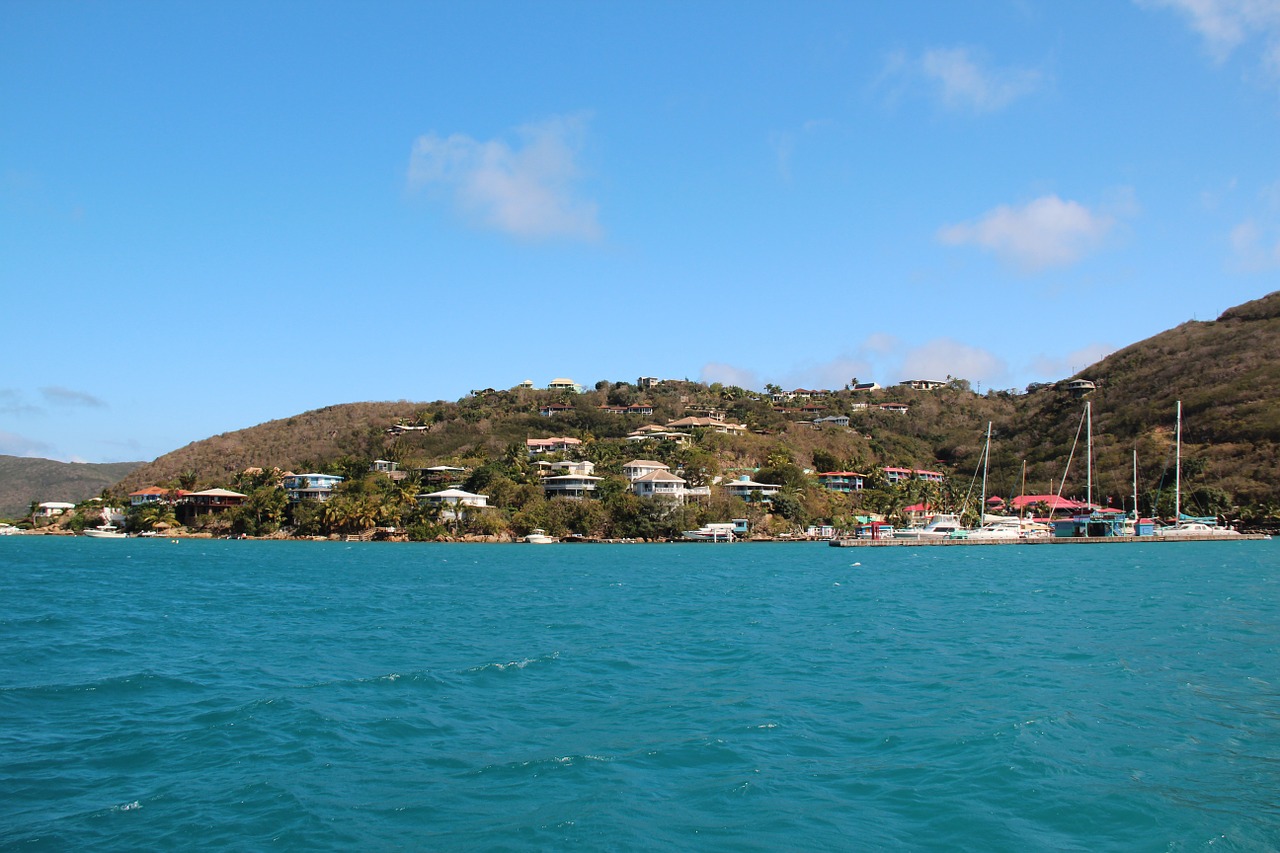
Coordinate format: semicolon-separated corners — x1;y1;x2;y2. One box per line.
467;650;561;674
114;801;142;812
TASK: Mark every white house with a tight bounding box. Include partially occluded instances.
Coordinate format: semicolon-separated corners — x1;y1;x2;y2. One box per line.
35;501;75;517
544;460;596;476
622;459;669;481
719;476;781;502
547;378;583;393
526;437;583;456
282;473;344;503
417;488;489;519
631;469;688;502
541;474;602;499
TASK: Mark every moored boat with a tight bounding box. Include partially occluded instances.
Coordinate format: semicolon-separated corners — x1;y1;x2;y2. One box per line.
682;523;736;541
524;528;558;544
84;524;128;539
893;514;964;541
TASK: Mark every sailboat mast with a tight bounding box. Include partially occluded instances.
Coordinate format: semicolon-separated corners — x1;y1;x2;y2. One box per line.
980;422;992;525
1132;449;1138;518
1086;401;1092;509
1175;400;1182;521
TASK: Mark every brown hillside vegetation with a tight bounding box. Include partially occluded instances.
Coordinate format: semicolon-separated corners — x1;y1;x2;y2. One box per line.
116;291;1280;525
1013;290;1280;509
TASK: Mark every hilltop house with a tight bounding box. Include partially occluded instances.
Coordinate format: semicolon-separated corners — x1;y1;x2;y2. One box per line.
547;378;583;394
35;501;76;517
902;379;948;391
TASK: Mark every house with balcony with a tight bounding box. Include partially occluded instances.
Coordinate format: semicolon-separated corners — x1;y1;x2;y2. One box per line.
813;415;850;427
878;402;910;414
526;437;583;456
539;403;574;417
631;469;688;502
817;471;865;493
902;379;949;391
178;488;248;522
541;460;596;477
882;467;944;486
541;474;602;499
282;473;344;503
130;486;176;506
370;459;399;474
719;476;782;502
547;378;583;393
417;488;489;519
623;459;669;481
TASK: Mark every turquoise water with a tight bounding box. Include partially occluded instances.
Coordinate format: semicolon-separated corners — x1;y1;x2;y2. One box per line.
2;538;1278;851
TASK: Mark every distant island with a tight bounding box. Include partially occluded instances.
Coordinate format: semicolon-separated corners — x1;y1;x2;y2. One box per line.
10;292;1280;540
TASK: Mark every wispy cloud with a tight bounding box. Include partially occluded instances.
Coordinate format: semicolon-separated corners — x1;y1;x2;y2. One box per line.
1229;218;1280;269
1028;343;1116;382
1140;0;1280;81
0;389;42;416
879;47;1042;113
938;194;1126;272
0;430;52;458
408;114;601;241
769;120;830;183
900;339;1010;386
40;386;106;408
700;363;762;390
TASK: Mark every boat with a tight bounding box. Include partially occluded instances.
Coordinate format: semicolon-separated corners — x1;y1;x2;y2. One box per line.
84;524;128;539
964;517;1023;540
893;513;965;540
524;528;558;544
1155;520;1242;539
682;523;736;541
1154;401;1241;539
0;523;21;535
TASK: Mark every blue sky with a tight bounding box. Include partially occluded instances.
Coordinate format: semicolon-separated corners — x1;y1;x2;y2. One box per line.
3;1;1279;463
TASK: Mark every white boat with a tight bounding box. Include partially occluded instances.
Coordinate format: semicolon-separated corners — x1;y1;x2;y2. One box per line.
84;524;128;539
1155;521;1241;539
893;514;965;540
0;523;21;536
682;523;736;541
524;528;558;544
964;517;1023;540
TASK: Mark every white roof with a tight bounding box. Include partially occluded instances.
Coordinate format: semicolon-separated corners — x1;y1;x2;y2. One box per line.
422;488;487;499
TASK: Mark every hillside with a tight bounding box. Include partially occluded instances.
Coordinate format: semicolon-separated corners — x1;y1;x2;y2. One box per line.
1009;290;1280;511
0;456;143;519
114;291;1280;528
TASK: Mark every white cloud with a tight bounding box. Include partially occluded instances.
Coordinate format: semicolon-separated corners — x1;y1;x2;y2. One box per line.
919;47;1042;112
1028;344;1115;381
40;386;106;408
1229;218;1280;269
1141;0;1280;81
878;47;1041;113
938;194;1121;272
408;114;601;241
0;430;52;457
700;363;762;390
899;339;1010;387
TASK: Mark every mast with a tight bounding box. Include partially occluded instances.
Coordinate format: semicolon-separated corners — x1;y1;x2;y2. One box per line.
1174;400;1182;521
1132;449;1138;519
1086;401;1092;510
979;422;991;525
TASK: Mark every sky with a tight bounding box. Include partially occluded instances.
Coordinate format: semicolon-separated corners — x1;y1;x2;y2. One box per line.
3;0;1280;464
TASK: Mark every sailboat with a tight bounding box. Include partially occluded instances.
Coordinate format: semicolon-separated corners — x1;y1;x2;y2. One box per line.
1155;401;1241;539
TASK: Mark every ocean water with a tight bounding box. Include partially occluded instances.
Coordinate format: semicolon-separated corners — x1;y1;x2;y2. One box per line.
1;538;1278;851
